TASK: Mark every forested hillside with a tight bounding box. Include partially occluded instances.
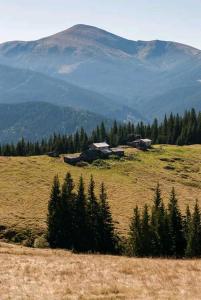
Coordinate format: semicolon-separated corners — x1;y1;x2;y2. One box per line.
0;108;200;155
0;102;111;143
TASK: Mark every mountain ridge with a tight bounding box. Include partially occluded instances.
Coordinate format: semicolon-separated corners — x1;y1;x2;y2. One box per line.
0;24;201;121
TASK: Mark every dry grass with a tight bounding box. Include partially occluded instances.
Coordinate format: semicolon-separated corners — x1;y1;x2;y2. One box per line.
1;145;201;235
0;242;201;300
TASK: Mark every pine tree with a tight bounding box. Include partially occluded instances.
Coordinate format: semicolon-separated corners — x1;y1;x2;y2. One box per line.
167;188;185;257
47;175;61;248
128;206;142;256
98;183;118;254
186;201;201;257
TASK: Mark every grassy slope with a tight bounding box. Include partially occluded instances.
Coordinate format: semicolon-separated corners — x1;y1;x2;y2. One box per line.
1;242;201;300
1;145;201;235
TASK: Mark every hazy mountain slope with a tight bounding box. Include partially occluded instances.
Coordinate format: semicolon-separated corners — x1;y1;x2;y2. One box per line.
143;82;201;119
0;24;201;118
0;102;111;143
0;64;142;121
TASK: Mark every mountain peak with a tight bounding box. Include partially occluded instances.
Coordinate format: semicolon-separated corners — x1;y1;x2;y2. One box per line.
51;24;116;41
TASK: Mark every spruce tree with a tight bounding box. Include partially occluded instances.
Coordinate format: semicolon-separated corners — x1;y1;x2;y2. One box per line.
141;204;152;256
186;201;201;257
87;176;100;252
59;172;75;249
184;205;191;242
150;184;163;256
74;176;89;252
98;183;118;254
47;175;61;248
167;188;185;257
128;206;142;256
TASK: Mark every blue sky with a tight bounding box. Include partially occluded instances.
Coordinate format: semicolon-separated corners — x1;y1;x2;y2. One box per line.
0;0;201;49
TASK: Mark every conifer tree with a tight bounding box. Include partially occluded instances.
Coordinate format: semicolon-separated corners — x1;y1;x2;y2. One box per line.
128;206;142;256
150;184;163;256
167;188;185;257
74;176;89;252
186;201;201;257
141;204;152;256
98;183;118;254
87;176;100;251
47;175;61;248
59;172;75;249
184;205;191;242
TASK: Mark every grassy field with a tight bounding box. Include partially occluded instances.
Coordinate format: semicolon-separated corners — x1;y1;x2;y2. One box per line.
1;241;201;300
1;145;201;236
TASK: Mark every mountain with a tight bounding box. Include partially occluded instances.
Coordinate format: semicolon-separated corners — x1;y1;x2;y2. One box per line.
0;64;142;122
0;102;111;143
0;24;201;119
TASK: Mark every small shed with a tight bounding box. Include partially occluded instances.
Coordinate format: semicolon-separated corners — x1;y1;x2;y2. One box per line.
111;148;125;157
89;142;110;151
63;155;81;165
47;151;59;158
140;139;152;148
128;139;152;150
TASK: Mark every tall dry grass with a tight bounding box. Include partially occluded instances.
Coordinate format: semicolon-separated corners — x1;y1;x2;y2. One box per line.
1;242;201;299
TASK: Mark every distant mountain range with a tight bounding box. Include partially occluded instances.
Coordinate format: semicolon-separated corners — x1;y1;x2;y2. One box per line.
0;102;111;143
0;24;201;142
0;64;142;122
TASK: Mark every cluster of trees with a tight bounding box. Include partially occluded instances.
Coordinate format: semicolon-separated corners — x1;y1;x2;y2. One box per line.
47;173;119;254
1;108;201;156
47;173;201;258
129;185;201;258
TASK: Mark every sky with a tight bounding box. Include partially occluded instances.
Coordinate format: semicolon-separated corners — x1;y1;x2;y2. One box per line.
0;0;201;49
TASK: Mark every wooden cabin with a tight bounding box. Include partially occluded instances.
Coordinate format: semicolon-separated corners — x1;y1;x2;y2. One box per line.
63;155;81;165
47;151;59;158
128;139;152;150
64;142;125;165
89;142;110;151
111;147;125;157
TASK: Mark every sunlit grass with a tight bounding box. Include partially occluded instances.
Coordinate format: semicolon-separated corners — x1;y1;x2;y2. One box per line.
0;242;201;300
1;145;201;235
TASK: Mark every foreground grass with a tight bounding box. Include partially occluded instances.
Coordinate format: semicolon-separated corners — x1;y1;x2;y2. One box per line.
0;242;201;300
1;145;201;236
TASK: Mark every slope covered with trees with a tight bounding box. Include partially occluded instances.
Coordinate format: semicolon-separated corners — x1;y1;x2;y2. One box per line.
0;108;201;156
0;102;111;143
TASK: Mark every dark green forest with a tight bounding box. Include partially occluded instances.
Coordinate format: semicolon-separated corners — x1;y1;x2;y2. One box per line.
0;108;200;156
47;173;201;258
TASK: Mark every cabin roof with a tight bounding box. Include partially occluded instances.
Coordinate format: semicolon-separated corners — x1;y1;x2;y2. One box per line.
140;139;152;143
91;142;110;148
111;147;124;152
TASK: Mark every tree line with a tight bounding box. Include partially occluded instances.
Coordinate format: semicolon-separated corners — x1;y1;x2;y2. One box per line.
47;173;201;258
128;185;201;258
47;173;119;254
1;108;201;156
